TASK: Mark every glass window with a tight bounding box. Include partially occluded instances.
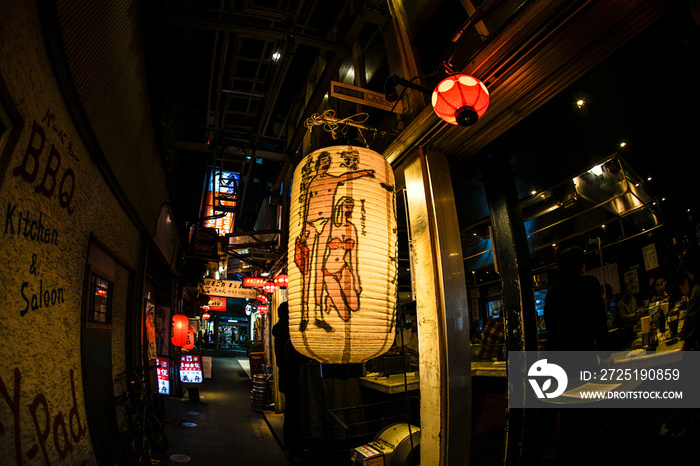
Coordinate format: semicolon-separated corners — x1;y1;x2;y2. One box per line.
89;272;112;324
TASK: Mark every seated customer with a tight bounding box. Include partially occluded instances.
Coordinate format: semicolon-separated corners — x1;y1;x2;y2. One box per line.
677;267;700;351
651;277;668;303
478;315;504;361
618;285;638;327
388;315;419;370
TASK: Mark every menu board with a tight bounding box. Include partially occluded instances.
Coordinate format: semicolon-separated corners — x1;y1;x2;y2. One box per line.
156;357;170;395
180;354;203;384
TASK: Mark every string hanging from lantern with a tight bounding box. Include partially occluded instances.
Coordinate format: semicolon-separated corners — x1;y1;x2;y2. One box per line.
304;109;373;139
304;109;402;148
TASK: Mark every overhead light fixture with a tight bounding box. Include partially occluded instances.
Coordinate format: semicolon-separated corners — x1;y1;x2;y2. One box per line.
272;50;281;62
576;99;585;108
589;164;604;176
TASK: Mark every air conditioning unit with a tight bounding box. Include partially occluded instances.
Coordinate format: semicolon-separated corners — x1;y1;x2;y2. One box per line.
352;423;420;466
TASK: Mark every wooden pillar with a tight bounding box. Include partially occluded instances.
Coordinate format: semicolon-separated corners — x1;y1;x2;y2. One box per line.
404;148;471;465
478;152;538;464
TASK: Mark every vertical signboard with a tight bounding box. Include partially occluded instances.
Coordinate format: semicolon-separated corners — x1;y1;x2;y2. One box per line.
156;357;170;395
180;354;203;383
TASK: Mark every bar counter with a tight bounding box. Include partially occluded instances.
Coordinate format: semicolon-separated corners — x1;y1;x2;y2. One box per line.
360;361;507;394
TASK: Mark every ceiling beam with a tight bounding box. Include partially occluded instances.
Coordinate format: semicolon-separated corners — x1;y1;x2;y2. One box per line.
156;17;350;54
161;140;289;162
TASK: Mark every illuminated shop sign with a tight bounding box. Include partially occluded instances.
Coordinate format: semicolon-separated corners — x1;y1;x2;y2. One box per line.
203;170;239;233
200;278;258;299
180;354;203;384
242;277;267;288
207;296;226;311
156;357;170;395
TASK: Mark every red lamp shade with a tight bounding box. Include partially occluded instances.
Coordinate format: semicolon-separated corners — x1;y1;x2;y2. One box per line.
432;74;489;126
184;326;196;350
257;293;268;305
263;281;277;294
171;314;189;347
202;312;210;320
257;304;268;315
274;274;289;288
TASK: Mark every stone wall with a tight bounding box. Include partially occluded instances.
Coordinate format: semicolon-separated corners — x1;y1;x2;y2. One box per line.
0;2;144;464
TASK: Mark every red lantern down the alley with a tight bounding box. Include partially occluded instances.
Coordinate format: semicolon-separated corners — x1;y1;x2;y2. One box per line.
257;293;268;305
274;274;289;288
263;281;277;294
257;304;268;315
184;326;196;351
171;314;189;347
202;312;211;320
432;74;489;126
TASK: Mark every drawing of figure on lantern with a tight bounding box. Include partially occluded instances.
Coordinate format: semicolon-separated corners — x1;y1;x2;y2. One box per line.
318;196;362;323
295;151;374;332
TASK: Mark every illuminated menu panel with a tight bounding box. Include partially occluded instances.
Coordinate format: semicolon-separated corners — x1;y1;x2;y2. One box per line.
156;357;170;395
203;170;239;234
180;354;203;384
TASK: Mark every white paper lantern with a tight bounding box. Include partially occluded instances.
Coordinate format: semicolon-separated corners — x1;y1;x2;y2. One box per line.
288;145;398;364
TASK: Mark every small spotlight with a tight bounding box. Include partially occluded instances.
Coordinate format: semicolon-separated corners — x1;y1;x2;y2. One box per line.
576;99;585;108
620;142;627;148
272;50;281;62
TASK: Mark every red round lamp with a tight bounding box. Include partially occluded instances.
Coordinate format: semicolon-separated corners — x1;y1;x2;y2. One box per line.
257;293;268;305
257;304;268;315
184;326;196;350
274;274;289;288
202;312;210;320
171;314;189;347
263;281;277;294
432;74;489;126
